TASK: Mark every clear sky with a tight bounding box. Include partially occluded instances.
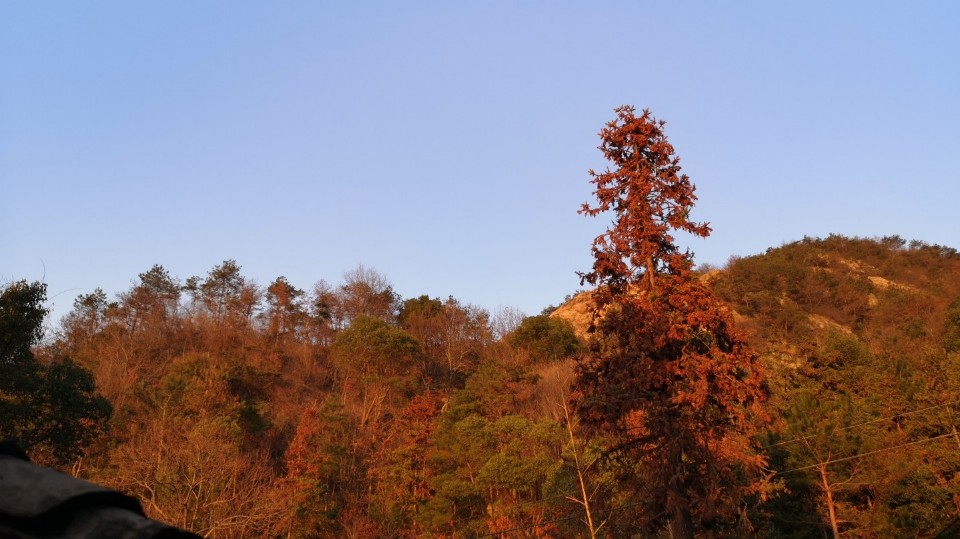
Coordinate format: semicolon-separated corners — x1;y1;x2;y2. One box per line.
2;1;958;325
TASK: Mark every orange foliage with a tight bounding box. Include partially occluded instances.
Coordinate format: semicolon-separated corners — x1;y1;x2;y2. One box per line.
575;106;769;537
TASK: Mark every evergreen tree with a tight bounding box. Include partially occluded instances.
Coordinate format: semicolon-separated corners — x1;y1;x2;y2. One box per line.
574;106;769;537
0;280;111;466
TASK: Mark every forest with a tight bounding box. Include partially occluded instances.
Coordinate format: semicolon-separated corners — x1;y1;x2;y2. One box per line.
5;109;960;538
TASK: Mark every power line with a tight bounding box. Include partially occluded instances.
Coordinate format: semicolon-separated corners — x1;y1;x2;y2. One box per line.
433;405;960;536
764;399;960;449
774;432;956;475
472;433;959;534
474;429;955;538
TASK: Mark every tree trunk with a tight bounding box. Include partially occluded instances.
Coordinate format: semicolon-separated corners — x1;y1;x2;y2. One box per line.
818;464;840;539
562;400;599;539
667;490;695;539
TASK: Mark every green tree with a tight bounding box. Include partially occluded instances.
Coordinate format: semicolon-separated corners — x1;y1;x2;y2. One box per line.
110;353;279;536
0;280;111;466
118;264;181;333
264;276;306;342
331;316;422;429
280;398;355;538
185;260;259;325
419;410;567;537
370;392;444;536
399;295;492;387
507;315;582;363
0;280;47;364
60;287;109;347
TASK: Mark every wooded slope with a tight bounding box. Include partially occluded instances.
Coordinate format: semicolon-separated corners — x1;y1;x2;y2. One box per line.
5;235;960;537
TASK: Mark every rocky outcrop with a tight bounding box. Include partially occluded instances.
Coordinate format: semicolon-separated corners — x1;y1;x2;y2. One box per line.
0;441;199;539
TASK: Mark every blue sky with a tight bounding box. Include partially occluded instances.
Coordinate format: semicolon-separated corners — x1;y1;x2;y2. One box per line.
2;2;958;325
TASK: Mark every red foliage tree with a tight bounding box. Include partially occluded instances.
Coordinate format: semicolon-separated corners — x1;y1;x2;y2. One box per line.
371;392;443;535
575;106;770;537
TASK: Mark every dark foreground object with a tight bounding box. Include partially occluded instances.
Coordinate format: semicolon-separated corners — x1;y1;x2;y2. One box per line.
0;441;199;539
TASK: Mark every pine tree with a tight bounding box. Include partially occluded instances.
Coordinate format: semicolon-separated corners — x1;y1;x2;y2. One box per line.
574;106;770;537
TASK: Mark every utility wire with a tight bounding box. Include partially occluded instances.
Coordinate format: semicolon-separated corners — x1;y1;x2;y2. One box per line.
471;429;956;537
444;404;960;535
774;432;956;475
447;403;960;534
763;399;960;449
473;429;955;538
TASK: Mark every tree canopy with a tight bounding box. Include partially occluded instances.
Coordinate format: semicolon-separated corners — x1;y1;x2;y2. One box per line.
0;281;111;466
4;236;960;537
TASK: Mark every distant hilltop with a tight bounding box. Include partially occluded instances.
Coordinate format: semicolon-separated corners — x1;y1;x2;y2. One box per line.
552;235;960;360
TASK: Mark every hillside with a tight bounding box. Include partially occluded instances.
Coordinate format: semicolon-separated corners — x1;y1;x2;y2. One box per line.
5;235;960;538
553;234;960;537
555;234;960;361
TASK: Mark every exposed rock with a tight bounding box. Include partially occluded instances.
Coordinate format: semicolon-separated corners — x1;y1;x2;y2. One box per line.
549;291;595;341
808;314;853;335
0;441;199;539
867;275;917;292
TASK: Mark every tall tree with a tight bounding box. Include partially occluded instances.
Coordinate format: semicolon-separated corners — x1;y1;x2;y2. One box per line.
264;276;306;342
118;264;181;333
185;260;259;325
574;106;769;537
335;265;399;327
280;399;354;538
60;288;109;347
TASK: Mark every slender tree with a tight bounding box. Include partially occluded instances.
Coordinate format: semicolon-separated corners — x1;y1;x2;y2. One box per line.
264;276;306;342
119;264;181;332
574;106;769;537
